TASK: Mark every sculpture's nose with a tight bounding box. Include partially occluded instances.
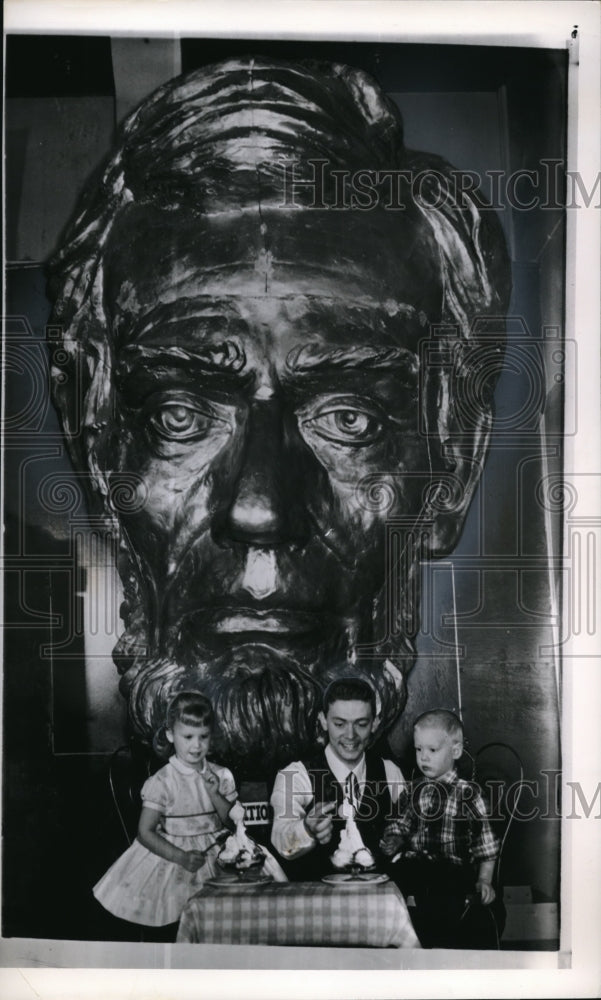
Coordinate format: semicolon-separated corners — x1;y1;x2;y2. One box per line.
214;399;312;548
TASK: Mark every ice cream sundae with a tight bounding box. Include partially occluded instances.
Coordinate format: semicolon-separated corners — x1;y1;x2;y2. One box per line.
330;798;376;872
217;800;266;873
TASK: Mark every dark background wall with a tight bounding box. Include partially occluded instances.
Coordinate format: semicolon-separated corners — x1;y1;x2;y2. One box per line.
3;35;566;942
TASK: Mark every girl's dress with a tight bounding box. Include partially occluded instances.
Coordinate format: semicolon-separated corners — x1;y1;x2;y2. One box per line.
93;755;285;926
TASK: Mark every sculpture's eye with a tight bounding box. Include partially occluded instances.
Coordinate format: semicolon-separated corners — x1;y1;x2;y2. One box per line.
302;403;382;445
149;402;223;441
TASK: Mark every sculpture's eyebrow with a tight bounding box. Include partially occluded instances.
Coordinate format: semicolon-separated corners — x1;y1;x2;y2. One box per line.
116;342;248;375
285;344;419;376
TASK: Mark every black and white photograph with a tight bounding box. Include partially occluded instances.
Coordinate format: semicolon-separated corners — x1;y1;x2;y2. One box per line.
2;1;600;997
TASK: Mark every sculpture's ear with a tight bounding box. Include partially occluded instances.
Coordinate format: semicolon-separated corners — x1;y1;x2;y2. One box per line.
422;357;496;558
50;336;123;525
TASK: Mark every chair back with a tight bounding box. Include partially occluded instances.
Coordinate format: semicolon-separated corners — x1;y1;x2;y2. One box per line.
108;741;156;846
474;741;524;889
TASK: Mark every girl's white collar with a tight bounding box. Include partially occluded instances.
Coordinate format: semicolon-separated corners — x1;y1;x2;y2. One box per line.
169;755;208;775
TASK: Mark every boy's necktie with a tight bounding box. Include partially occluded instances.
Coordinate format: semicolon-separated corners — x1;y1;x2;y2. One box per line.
346;771;360;808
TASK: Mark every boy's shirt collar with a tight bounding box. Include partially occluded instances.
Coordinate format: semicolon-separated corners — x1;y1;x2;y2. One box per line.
417;766;458;786
438;767;459;784
325;743;367;785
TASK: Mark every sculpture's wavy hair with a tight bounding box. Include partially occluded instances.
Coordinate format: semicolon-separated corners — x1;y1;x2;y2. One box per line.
47;55;511;528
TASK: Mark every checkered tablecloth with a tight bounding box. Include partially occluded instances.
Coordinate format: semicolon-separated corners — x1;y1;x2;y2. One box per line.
177;880;420;948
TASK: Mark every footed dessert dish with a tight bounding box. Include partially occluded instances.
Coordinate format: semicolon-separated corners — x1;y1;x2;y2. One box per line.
216;801;267;878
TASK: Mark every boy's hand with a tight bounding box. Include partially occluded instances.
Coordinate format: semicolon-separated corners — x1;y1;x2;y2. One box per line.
181;850;207;873
379;831;403;857
476;880;496;905
304;801;336;844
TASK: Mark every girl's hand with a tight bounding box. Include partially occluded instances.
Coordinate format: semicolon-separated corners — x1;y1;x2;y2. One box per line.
203;767;220;793
180;850;207;873
201;765;236;826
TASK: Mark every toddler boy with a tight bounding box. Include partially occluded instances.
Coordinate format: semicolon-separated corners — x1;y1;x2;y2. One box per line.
380;709;502;948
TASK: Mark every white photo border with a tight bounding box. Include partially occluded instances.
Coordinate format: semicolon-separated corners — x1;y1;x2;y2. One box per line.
2;1;600;998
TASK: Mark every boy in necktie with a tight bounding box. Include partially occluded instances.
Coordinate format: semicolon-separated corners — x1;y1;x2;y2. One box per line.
270;678;405;878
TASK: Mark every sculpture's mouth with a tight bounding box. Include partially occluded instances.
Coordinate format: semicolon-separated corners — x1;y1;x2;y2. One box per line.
173;605;341;658
193;606;325;635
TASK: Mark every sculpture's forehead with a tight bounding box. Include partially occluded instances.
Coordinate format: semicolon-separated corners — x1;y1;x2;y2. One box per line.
107;203;439;294
104;204;442;352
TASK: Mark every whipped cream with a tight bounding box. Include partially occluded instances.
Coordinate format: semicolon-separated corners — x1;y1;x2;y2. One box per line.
330;799;375;870
218;800;265;870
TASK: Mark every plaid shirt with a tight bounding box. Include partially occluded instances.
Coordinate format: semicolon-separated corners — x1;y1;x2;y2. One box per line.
382;768;499;867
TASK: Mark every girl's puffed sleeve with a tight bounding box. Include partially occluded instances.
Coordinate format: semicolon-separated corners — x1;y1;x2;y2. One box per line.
140;769;171;813
216;766;237;802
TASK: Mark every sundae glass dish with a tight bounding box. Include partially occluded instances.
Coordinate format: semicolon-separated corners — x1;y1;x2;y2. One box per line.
217;801;267;877
330;799;376;874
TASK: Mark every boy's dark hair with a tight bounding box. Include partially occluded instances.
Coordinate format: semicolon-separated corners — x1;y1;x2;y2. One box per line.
414;708;464;742
323;677;376;715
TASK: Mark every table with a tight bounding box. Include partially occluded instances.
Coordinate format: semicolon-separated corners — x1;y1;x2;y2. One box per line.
177;879;420;948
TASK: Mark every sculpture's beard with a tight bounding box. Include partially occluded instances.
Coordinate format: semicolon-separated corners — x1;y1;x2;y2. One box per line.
118;642;413;777
113;546;419;777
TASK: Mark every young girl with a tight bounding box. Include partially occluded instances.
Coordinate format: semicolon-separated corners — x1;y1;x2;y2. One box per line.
93;691;284;929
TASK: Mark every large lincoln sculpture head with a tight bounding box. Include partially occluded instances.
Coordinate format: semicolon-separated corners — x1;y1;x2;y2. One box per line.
48;57;510;776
